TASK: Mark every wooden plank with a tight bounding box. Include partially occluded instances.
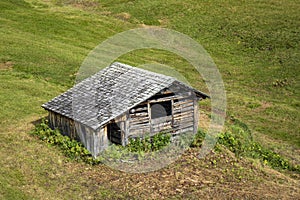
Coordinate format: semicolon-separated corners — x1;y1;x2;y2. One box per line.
152;127;172;133
174;116;194;124
160;90;173;95
129;117;149;123
171;98;174;127
129;126;150;131
88;127;95;156
174;99;194;106
173;122;194;130
100;126;108;151
174;102;194;110
152;121;172;128
148;97;173;103
174;118;194;125
152;124;172;129
130;126;150;131
193;99;199;134
130;112;148;118
173;112;194;119
173;107;194;114
173;123;194;131
174;109;194;115
130;120;150;126
174;115;194;122
172;127;194;135
120;121;125;146
129;106;148;113
130;122;149;128
152;126;172;133
128;129;150;137
173;95;194;102
173;113;194;119
173;103;193;110
148;102;152;134
85;126;91;152
173;99;194;107
130;121;150;126
148;92;174;99
125;111;129;145
92;131;97;157
79;124;86;148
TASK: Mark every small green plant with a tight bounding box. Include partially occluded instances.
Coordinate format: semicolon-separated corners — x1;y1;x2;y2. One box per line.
31;120;172;163
190;120;299;173
190;129;206;147
216;123;300;172
127;132;171;153
272;78;288;87
217;131;297;170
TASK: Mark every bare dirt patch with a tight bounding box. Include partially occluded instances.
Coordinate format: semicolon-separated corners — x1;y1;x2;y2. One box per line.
254;101;272;112
115;12;131;21
199;111;210;131
0;61;13;70
84;148;300;199
158;18;169;26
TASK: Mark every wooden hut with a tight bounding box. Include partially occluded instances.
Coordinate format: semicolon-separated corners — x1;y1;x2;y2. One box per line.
42;62;209;157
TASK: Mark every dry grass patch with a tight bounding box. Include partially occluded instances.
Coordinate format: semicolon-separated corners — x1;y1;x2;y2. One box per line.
0;61;13;70
115;12;131;21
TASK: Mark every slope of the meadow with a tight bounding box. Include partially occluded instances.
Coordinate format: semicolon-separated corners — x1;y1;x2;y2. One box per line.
0;0;299;199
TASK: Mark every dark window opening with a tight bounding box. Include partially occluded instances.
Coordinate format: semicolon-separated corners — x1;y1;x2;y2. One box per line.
107;122;121;144
150;100;172;119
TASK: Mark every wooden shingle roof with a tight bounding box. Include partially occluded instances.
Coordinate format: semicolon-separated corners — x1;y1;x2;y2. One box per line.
42;62;208;130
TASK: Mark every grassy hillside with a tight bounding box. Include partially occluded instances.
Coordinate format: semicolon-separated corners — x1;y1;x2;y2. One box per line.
0;0;299;199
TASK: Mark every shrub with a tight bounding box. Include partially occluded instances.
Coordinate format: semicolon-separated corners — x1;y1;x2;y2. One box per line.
190;120;299;172
127;132;171;153
190;129;206;147
217;125;300;172
30;119;101;165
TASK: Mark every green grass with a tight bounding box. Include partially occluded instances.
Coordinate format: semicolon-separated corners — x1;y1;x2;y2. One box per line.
97;0;300;147
0;0;299;198
0;0;131;87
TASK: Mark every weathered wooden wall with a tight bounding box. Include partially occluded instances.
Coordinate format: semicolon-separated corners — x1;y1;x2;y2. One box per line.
76;123;108;157
172;96;197;135
48;111;107;157
48;111;77;139
128;103;150;138
126;90;198;140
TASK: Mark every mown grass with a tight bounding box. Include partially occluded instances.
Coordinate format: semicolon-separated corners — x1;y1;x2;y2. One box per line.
0;0;299;198
0;0;131;87
97;0;300;148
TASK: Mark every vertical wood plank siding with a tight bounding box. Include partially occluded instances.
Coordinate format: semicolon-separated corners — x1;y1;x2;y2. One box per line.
48;111;107;157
